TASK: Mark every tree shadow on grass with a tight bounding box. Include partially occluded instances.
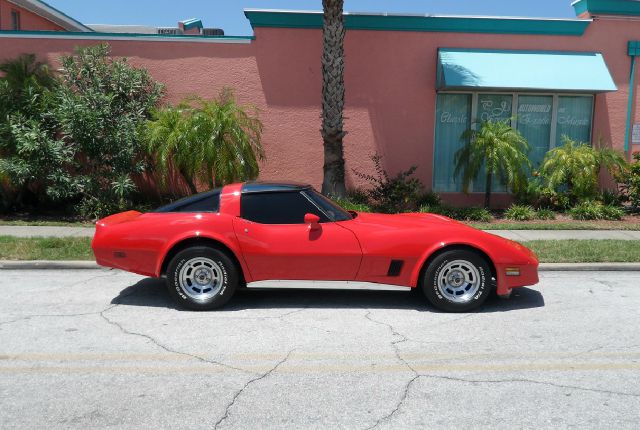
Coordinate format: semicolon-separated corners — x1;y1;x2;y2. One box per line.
111;277;544;314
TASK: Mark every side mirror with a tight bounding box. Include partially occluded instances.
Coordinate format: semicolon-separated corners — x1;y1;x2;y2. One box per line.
304;213;321;230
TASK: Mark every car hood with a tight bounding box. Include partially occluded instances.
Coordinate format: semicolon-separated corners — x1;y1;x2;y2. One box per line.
350;211;465;229
346;211;537;265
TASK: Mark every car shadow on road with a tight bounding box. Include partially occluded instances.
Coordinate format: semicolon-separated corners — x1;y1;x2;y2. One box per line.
111;278;544;313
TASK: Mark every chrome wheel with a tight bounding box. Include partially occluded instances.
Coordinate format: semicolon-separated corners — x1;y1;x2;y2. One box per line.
437;260;481;303
178;257;223;301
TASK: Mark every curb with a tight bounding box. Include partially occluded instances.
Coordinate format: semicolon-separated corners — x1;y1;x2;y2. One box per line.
0;260;101;270
1;260;640;272
538;263;640;271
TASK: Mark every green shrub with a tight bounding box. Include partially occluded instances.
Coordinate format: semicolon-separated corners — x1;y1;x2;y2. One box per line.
600;189;623;207
569;201;624;221
345;188;370;205
420;204;492;222
535;208;556;220
418;204;442;215
146;89;264;193
334;198;372;212
541;136;626;199
617;152;640;211
456;118;531;208
504;204;536;221
459;207;493;222
549;192;572;211
353;154;424;213
0;54;76;211
514;179;544;207
417;192;442;208
56;43;164;218
600;205;625;221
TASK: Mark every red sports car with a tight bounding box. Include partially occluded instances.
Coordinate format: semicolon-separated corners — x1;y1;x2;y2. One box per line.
92;182;539;312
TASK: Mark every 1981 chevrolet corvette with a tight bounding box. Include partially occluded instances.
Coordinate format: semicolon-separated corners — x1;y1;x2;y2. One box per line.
92;182;539;312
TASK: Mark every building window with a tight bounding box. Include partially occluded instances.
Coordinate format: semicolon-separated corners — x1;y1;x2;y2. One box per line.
474;94;513;192
433;92;594;192
555;96;593;147
11;10;21;31
433;93;471;192
517;95;554;168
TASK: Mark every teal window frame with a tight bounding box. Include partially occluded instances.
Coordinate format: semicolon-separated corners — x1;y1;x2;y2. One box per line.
433;91;595;193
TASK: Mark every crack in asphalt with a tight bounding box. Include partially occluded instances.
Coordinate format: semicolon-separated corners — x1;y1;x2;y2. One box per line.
99;304;253;375
363;311;484;429
180;307;310;321
0;306;119;327
64;270;118;289
0;272;121;327
213;348;295;429
420;374;640;398
364;311;418;429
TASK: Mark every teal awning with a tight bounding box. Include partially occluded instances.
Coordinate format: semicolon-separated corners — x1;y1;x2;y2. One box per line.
437;49;617;92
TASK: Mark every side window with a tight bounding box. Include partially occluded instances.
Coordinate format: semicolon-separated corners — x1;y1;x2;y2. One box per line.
241;191;329;224
154;190;220;213
175;194;220;212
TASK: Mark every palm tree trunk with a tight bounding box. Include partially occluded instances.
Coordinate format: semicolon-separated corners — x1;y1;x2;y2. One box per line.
180;169;198;195
484;172;493;209
320;0;347;198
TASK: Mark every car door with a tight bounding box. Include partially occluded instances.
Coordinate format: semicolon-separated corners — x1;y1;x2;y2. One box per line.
232;191;362;281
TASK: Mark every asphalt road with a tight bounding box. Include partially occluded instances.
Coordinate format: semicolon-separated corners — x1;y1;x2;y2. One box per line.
0;270;639;429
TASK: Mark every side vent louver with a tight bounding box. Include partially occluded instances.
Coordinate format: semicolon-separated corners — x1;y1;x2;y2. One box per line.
387;260;404;277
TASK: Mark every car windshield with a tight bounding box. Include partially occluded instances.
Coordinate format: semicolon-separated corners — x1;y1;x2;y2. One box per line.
305;190;353;222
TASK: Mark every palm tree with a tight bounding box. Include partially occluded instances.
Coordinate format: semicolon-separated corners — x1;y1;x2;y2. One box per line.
0;54;58;209
146;88;264;194
0;54;57;129
0;54;56;96
455;119;531;208
321;0;347;197
540;136;625;198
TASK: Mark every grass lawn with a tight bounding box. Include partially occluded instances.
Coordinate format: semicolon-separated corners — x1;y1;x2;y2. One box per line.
522;240;640;263
470;221;640;230
0;219;93;227
0;236;93;260
0;236;638;263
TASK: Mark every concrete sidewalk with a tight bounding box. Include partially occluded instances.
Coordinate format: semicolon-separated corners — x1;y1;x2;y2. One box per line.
0;226;94;238
485;229;640;241
1;225;639;241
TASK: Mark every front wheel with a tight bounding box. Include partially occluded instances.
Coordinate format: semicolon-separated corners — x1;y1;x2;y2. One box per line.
166;246;239;310
422;249;492;312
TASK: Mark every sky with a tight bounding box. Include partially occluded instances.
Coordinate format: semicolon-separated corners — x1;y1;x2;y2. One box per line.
46;1;578;36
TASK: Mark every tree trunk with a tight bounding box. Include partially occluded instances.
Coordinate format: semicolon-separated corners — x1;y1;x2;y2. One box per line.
320;0;347;198
180;170;198;195
484;172;493;209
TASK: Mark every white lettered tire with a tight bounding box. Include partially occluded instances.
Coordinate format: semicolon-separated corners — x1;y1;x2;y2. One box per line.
422;249;492;312
166;246;238;310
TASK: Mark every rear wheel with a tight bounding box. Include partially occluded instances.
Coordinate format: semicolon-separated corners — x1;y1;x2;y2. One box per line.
166;246;238;310
422;249;492;312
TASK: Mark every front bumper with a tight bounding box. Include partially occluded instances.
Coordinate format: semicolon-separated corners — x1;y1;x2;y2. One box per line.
495;261;539;296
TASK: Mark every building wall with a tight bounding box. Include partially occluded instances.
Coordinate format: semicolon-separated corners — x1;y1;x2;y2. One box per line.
0;0;64;31
0;15;638;205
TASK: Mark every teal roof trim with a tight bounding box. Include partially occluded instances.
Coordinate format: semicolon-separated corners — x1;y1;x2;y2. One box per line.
572;0;640;16
437;49;617;93
244;10;590;36
180;18;203;30
0;30;253;41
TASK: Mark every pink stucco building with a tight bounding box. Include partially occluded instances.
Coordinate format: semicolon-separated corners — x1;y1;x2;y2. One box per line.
1;0;640;206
